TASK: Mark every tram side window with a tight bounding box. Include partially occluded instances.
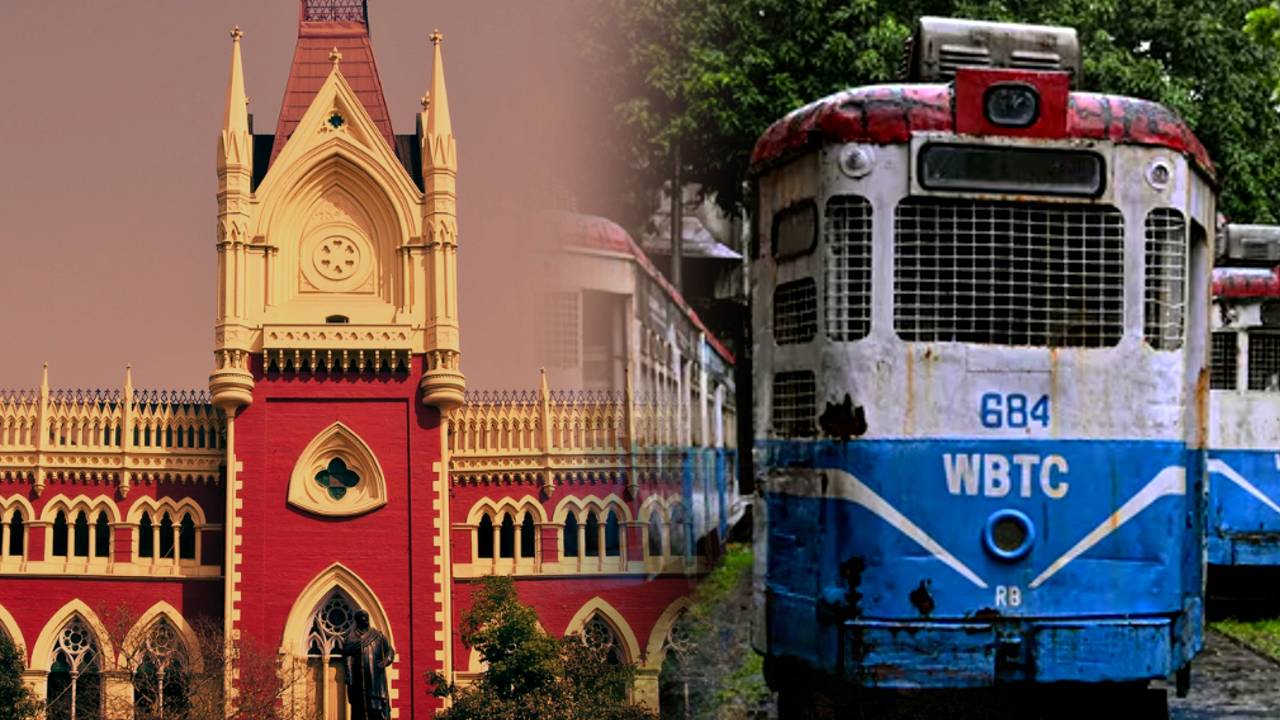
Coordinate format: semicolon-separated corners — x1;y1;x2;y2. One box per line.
774;279;817;345
772;201;817;260
825;196;873;341
1249;332;1280;391
772;371;816;438
1211;331;1237;390
1144;209;1187;350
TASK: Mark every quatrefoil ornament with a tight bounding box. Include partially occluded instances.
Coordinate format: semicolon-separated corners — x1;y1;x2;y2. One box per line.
315;458;360;500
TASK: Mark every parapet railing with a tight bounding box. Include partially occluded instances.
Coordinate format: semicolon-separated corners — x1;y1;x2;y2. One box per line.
0;370;224;496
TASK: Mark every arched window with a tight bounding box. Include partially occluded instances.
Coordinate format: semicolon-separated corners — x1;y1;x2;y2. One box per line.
584;512;600;558
46;618;101;719
159;514;174;559
499;513;515;559
133;619;189;719
583;614;622;666
669;505;688;557
52;511;68;557
93;512;110;558
73;511;90;558
564;514;579;558
476;515;494;559
138;513;154;558
658;613;692;718
179;513;196;560
520;512;536;559
306;590;362;717
647;512;663;557
7;510;24;557
604;511;621;557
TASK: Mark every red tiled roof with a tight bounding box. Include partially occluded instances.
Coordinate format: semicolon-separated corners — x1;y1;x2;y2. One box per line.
270;21;395;166
555;213;736;365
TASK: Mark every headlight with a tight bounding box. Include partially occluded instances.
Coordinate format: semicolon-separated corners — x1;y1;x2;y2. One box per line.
983;509;1035;561
984;83;1040;128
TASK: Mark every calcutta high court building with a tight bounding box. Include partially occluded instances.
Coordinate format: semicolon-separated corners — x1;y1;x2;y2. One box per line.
0;1;740;717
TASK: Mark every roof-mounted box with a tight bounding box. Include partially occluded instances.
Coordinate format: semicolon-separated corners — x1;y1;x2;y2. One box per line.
908;17;1081;84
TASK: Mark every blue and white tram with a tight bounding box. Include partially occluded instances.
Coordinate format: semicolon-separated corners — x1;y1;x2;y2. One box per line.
1208;225;1280;567
749;17;1217;703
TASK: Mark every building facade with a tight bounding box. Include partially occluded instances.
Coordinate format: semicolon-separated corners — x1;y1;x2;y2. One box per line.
0;3;735;718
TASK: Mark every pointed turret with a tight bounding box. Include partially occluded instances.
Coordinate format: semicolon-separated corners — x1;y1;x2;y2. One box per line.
219;27;252;173
419;29;465;411
211;26;257;413
426;30;452;140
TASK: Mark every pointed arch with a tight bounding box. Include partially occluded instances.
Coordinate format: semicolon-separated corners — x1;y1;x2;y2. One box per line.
30;599;114;671
643;597;692;670
279;563;396;656
466;495;548;525
562;597;641;665
288;421;388;517
0;604;26;664
121;601;203;673
39;494;121;524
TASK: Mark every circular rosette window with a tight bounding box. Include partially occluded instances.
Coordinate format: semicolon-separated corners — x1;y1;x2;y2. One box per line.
982;509;1035;562
300;228;374;293
289;422;387;517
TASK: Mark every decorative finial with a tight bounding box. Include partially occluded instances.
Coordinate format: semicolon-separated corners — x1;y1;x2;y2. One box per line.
230;26;243;41
430;29;444;46
420;93;431;110
330;47;342;67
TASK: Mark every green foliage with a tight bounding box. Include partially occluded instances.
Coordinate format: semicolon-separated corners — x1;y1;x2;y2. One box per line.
595;0;1280;223
1213;618;1280;661
0;632;39;720
429;576;656;720
661;544;772;720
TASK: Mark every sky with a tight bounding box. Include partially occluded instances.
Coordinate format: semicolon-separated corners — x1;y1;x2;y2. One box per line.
0;1;610;393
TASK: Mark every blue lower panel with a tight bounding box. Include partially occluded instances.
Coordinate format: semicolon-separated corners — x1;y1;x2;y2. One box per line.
1209;449;1280;566
838;618;1173;688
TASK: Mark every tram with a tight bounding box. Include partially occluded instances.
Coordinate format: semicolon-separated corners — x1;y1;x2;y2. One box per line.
748;17;1217;711
1208;225;1280;568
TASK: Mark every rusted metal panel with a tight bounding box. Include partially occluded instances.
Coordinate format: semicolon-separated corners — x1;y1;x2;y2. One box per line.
748;81;1213;181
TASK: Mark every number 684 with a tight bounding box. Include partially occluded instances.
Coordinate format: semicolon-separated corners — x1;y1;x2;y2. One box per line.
980;393;1050;429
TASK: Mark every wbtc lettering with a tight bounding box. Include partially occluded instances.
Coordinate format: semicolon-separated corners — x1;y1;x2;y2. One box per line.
943;453;1069;499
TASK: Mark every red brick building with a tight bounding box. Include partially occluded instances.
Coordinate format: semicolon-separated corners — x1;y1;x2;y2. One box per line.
0;2;735;718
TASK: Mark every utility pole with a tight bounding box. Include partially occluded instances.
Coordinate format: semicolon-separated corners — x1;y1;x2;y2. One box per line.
670;142;683;293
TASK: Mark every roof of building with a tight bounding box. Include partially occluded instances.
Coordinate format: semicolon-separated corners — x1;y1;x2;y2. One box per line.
270;9;395;167
748;84;1213;178
553;212;736;365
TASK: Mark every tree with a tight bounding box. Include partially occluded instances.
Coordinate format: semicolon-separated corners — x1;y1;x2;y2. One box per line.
0;631;39;720
589;0;1280;223
429;575;657;720
93;604;308;720
658;544;771;720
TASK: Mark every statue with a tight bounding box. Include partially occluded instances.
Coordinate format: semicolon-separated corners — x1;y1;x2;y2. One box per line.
341;610;396;720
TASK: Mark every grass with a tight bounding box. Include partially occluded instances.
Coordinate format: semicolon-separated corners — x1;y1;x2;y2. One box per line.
1212;618;1280;661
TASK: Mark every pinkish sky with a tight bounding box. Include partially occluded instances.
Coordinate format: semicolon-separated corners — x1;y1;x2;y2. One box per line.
0;2;610;393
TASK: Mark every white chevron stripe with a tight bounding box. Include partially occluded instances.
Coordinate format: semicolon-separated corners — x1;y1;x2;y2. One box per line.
1209;458;1280;515
771;468;989;589
1029;466;1185;589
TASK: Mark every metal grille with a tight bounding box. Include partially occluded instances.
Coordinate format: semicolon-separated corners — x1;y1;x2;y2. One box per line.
1144;209;1187;350
537;292;580;369
771;371;816;438
1249;333;1280;391
825;196;873;340
774;279;817;345
303;0;367;22
1211;331;1237;390
894;198;1124;347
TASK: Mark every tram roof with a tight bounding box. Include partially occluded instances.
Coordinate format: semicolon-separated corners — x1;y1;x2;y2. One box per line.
748;83;1214;180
